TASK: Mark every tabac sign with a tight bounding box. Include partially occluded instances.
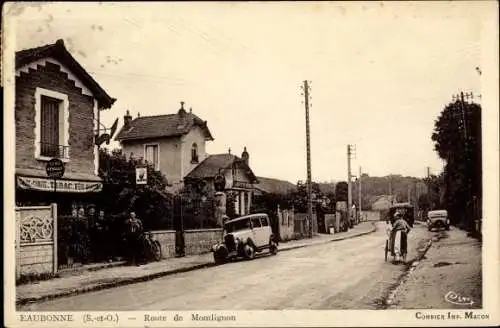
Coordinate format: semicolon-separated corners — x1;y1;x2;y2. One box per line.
17;176;103;193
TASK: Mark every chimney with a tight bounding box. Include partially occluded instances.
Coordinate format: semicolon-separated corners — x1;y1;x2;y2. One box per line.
178;101;187;117
241;146;249;166
124;110;132;129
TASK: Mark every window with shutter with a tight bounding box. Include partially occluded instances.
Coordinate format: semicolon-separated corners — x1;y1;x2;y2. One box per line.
191;143;199;163
145;144;159;170
34;88;69;161
40;96;61;157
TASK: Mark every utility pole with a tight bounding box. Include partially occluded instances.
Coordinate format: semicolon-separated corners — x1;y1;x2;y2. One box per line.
358;166;362;219
302;80;313;238
389;176;393;204
414;181;419;220
426;166;431;209
347;144;355;224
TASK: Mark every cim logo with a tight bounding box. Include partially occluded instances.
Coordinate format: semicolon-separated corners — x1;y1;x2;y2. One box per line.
445;291;474;306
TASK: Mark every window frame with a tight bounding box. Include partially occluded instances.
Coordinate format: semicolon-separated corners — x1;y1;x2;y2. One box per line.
251;217;262;228
144;143;160;171
34;87;70;162
191;142;199;163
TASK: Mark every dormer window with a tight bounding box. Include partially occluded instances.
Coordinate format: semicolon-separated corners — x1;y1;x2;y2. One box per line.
191;143;199;163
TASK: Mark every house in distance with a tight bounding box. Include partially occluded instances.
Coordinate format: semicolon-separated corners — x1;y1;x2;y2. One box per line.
115;102;214;190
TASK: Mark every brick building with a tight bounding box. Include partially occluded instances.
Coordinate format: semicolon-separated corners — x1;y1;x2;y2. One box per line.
15;39;116;214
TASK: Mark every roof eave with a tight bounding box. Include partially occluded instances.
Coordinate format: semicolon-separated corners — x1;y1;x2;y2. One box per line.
115;132;185;142
16;40;116;109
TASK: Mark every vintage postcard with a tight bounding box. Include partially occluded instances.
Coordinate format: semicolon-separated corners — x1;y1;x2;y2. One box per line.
3;1;499;327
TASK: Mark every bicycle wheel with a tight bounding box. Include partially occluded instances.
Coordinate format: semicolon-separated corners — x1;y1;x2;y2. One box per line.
384;240;388;262
152;240;162;261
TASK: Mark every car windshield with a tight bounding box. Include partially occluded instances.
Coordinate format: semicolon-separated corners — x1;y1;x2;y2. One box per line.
225;219;251;233
429;211;447;218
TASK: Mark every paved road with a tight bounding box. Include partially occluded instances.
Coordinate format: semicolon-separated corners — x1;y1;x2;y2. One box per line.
20;222;430;311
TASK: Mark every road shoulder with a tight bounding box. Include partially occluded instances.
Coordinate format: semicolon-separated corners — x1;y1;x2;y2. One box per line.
390;227;482;309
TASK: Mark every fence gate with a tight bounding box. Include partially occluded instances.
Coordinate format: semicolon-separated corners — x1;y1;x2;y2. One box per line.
15;204;57;280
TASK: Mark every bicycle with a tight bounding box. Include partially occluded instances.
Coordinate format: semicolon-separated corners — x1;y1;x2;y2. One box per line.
142;231;162;262
385;229;408;263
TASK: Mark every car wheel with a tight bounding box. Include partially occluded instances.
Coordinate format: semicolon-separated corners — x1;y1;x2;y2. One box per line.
213;247;228;265
243;244;255;260
270;242;278;255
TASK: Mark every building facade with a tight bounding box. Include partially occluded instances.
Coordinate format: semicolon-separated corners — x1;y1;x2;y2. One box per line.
15;39;116;214
115;103;214;189
184;149;258;217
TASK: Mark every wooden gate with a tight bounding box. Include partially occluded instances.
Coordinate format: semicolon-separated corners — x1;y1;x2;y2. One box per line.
15;204;57;280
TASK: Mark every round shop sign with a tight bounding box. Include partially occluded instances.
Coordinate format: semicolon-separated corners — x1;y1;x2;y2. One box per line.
46;158;65;179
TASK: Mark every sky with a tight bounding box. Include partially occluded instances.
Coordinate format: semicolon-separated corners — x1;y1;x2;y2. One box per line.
7;2;490;183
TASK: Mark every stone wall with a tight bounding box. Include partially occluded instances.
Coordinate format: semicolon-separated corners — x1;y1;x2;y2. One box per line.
16;205;57;279
278;209;294;241
184;228;223;255
150;230;176;259
151;228;223;258
294;213;318;238
19;243;54;277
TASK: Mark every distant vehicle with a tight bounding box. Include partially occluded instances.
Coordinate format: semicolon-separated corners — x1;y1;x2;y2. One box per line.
211;213;278;264
427;209;450;231
387;203;415;227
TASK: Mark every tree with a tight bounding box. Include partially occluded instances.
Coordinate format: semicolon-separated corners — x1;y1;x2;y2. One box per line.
335;182;348;202
98;148;172;230
291;181;323;212
431;99;482;229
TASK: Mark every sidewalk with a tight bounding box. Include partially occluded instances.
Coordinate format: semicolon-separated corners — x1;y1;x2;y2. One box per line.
16;221;376;306
390;226;482;309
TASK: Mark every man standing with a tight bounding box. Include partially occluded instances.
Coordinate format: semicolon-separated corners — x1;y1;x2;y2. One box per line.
125;211;143;265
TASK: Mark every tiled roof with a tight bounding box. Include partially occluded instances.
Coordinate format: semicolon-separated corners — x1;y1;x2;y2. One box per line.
16;39;116;109
184;154;257;182
115;110;214;141
254;176;297;194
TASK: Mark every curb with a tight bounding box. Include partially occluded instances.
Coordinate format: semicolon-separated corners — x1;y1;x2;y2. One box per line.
17;262;215;307
17;223;376;307
58;261;128;278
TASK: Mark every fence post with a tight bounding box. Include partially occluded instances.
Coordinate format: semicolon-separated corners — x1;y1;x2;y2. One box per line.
52;203;58;273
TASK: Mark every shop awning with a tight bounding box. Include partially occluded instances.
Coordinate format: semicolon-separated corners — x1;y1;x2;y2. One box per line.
17;176;102;193
15;168;103;193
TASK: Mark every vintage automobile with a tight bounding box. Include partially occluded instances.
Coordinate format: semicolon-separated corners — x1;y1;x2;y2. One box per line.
212;213;278;264
387;203;415;227
427;209;450;231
